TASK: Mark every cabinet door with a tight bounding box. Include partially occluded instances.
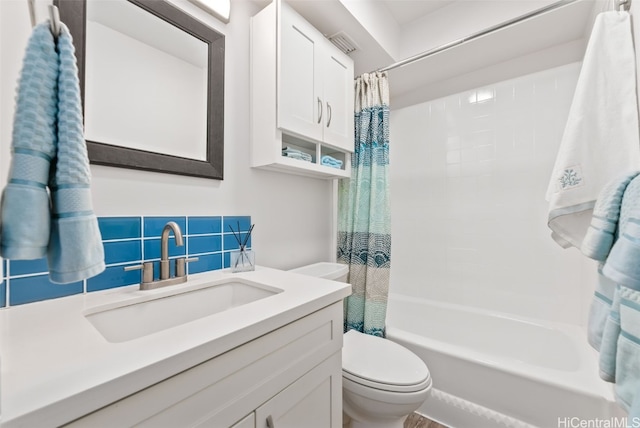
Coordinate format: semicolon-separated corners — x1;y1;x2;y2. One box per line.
278;2;323;142
255;353;342;428
322;45;354;151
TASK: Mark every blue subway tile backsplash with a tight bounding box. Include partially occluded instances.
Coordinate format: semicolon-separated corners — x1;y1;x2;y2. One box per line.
188;253;223;275
87;263;142;293
188;235;223;254
2;215;251;307
9;258;49;276
223;216;252;234
188;216;222;235
143;238;187;260
103;240;143;265
98;217;141;240
144;216;187;238
0;281;5;308
10;275;83;306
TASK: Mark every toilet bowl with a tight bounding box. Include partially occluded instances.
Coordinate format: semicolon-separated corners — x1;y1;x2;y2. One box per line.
289;263;432;428
342;329;432;428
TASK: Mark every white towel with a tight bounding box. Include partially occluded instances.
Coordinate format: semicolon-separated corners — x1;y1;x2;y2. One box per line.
546;11;640;249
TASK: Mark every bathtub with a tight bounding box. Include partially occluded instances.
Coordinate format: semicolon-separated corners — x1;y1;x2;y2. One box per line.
385;293;623;428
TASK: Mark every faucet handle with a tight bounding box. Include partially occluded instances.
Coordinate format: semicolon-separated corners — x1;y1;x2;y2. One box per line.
176;257;199;277
124;262;154;284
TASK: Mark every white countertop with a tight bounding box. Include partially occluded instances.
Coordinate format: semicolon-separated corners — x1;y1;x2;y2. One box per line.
0;267;351;428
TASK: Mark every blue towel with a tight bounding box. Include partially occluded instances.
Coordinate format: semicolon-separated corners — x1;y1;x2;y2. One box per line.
582;172;639;350
587;175;640;413
0;22;105;284
603;175;640;290
588;269;617;350
321;155;343;169
582;171;640;261
0;24;57;260
613;288;640;412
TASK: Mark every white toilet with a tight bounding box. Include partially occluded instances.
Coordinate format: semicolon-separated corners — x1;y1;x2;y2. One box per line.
289;263;432;428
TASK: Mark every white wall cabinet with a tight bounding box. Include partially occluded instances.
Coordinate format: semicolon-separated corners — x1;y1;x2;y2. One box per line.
64;303;344;428
278;3;353;150
251;0;354;179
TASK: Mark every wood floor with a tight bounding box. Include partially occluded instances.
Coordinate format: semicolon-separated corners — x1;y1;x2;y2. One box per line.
404;413;448;428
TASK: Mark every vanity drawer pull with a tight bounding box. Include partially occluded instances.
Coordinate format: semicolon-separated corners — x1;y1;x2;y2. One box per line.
266;415;275;428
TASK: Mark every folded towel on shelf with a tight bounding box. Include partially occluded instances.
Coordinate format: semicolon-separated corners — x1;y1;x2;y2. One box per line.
283;152;312;162
321;155;343;169
545;11;640;250
0;22;105;284
283;151;312;162
282;147;313;162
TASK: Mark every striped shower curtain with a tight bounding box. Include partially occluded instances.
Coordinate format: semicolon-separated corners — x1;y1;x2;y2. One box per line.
338;72;391;337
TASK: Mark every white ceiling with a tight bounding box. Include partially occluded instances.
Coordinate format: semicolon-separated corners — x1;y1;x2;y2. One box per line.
381;0;450;25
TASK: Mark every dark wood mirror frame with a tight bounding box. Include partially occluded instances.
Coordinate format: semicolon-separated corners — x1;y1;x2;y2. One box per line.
55;0;225;179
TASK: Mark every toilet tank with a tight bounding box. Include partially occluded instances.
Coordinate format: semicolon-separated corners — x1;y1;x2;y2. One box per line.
289;262;349;283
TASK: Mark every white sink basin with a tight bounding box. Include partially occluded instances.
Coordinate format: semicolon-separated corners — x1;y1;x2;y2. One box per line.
85;279;282;343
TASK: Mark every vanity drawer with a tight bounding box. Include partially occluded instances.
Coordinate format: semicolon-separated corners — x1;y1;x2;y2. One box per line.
64;302;343;427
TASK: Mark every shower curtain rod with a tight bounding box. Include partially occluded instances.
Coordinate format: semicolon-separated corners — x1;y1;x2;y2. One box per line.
374;0;631;74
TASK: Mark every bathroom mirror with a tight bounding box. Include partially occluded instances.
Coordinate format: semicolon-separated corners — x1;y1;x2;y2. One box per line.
56;0;225;179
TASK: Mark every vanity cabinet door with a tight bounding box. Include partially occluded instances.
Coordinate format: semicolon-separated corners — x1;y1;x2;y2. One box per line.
231;413;256;428
255;353;342;428
278;1;324;142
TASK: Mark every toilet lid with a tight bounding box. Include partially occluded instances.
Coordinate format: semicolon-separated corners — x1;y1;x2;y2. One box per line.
342;330;431;393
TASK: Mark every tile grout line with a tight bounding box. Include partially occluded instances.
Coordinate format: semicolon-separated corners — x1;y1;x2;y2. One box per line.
5;261;10;308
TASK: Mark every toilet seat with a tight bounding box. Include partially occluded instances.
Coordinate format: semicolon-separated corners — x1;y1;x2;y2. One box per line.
342;330;431;393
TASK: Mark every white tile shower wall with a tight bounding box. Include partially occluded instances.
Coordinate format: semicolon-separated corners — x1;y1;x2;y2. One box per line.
390;62;599;326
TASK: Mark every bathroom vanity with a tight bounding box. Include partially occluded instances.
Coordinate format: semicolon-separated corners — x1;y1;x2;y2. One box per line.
0;267;350;427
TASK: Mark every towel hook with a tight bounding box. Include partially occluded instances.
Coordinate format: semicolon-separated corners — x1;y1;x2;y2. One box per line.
615;0;632;11
26;0;61;37
49;4;61;36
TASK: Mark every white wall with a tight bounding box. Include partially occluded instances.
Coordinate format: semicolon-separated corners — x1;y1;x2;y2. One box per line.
390;63;599;326
0;0;334;271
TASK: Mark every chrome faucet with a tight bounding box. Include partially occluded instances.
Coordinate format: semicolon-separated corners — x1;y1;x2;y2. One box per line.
124;221;198;290
160;221;183;280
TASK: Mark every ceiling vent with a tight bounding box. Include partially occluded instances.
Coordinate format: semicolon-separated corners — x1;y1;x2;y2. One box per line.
328;32;359;55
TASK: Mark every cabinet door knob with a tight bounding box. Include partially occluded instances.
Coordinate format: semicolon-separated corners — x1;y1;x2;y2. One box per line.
266;415;275;428
317;97;323;124
326;102;332;128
